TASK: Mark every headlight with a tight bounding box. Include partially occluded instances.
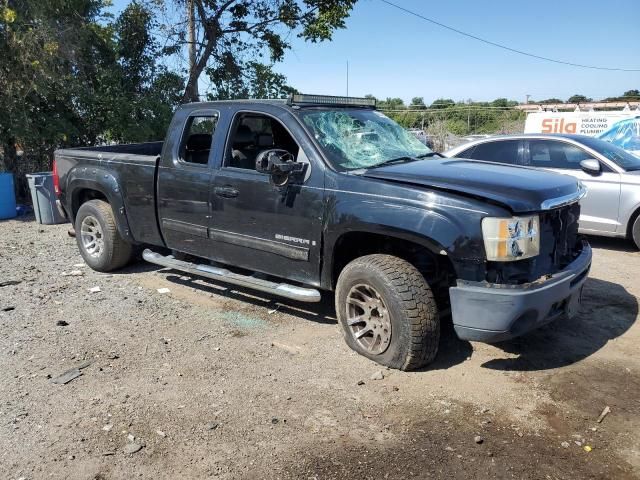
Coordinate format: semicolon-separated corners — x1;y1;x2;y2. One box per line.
482;215;540;261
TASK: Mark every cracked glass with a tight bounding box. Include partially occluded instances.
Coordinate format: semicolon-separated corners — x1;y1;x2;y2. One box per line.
299;109;431;170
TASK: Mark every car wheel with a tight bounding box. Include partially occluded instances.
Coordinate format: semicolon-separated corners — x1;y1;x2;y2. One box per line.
632;214;640;250
335;254;440;371
75;199;134;272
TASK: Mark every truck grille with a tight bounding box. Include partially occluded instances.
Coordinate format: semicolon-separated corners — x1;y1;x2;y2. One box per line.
485;203;582;285
539;202;581;271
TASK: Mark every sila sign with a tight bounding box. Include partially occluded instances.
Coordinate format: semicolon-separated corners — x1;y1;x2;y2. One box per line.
541;118;576;133
525;112;634;137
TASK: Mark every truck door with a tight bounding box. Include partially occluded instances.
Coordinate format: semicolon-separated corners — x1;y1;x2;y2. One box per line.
209;110;324;286
157;109;220;256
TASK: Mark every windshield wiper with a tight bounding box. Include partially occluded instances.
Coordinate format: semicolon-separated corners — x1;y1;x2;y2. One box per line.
368;152;443;169
368;156;421;169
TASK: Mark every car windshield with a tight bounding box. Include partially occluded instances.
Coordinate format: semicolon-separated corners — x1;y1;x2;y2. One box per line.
298;109;432;170
579;136;640;171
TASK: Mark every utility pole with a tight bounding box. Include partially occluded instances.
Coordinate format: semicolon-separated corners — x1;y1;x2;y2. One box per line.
346;60;349;97
187;0;198;101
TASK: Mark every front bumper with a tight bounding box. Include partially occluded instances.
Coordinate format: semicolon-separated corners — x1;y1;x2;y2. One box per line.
450;241;592;343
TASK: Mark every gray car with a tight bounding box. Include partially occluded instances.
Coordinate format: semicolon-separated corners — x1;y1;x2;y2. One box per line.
445;134;640;248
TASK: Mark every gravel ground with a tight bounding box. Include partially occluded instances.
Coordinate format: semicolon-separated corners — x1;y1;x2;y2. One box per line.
0;217;639;480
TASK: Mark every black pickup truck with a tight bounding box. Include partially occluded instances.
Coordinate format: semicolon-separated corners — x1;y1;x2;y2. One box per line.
54;94;592;370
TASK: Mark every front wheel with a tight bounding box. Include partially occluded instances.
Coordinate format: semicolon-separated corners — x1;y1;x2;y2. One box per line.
632;214;640;250
75;200;134;272
335;254;440;371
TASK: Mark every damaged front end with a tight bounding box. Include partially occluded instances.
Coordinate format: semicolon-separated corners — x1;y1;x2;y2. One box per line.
449;202;592;343
485;202;583;285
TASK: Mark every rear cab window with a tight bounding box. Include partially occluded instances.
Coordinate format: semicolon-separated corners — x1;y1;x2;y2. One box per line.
179;114;219;165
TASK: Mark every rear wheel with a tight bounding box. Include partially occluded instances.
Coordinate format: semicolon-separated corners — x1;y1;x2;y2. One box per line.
335;254;440;371
75;200;134;272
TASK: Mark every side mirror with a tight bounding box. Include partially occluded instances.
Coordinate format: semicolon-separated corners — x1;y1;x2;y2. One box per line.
580;159;601;176
255;149;306;187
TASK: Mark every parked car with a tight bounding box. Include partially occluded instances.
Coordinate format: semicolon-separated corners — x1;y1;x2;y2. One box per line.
53;95;591;370
445;134;640;249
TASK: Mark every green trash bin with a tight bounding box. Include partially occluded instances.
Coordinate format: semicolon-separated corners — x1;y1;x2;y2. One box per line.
26;172;66;225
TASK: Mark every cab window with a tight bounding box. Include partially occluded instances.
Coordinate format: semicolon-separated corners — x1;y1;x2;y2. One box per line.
179;115;219;165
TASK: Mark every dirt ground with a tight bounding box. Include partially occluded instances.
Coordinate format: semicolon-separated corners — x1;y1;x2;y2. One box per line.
1;217;639;480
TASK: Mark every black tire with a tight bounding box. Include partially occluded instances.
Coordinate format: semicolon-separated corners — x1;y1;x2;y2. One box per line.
632;214;640;250
75;199;134;272
335;254;440;371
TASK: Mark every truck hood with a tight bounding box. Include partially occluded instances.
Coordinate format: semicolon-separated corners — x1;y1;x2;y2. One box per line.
362;158;582;213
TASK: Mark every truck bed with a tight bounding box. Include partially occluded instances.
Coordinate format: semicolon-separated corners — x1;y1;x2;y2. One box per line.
55;141;164;246
73;141;164;157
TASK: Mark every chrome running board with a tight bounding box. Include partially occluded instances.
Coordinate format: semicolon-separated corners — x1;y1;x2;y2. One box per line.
142;249;321;303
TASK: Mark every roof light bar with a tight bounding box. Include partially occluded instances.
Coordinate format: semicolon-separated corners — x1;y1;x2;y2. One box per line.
289;93;376;108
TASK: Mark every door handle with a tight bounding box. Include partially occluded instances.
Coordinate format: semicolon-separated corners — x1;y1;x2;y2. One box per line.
214;186;239;198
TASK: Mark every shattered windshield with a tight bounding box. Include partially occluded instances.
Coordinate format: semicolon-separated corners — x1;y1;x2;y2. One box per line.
299;109;432;170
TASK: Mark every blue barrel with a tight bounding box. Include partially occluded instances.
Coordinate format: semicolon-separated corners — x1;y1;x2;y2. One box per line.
0;173;17;220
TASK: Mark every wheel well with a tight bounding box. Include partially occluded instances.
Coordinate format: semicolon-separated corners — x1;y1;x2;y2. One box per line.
72;188;108;220
331;232;455;298
627;205;640;240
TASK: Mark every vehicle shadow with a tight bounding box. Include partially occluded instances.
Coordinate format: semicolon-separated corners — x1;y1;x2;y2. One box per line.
423;319;473;371
586;235;637;253
112;261;163;275
164;271;338;325
158;269;471;369
481;277;637;371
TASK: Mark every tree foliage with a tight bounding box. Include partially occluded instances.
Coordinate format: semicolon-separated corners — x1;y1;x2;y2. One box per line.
430;98;455;109
166;0;357;102
538;98;563;104
567;94;592;103
602;89;640;102
379;97;526;137
205;58;297;100
0;0;183;197
376;97;405;110
410;96;425;109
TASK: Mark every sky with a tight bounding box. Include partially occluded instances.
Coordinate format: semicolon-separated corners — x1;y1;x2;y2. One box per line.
110;0;640;104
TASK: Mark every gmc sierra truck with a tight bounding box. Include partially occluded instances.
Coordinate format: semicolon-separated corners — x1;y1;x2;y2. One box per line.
53;94;592;370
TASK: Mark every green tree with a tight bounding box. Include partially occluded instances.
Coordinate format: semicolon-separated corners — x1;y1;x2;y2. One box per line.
491;98;517;108
206;61;296;100
430;98;455;109
378;97;405;110
162;0;357;102
410;97;426;109
106;2;183;141
567;94;592;103
0;0;114;174
538;98;563;104
0;0;183;199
